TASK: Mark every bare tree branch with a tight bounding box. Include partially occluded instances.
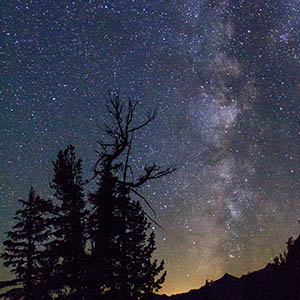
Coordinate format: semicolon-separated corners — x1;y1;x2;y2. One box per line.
123;132;134;183
92;92;157;179
86;91;176;226
131;189;157;218
140;208;164;231
120;164;176;188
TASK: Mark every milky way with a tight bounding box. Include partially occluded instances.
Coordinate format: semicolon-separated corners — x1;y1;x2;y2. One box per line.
1;0;299;295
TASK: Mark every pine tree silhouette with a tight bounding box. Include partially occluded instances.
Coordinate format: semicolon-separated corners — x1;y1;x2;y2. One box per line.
87;91;175;299
203;280;214;300
106;185;166;299
281;236;300;300
0;188;52;300
48;145;88;299
87;168;119;298
1;94;174;300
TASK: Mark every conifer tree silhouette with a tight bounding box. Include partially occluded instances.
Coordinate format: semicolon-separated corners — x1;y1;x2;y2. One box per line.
281;236;300;300
106;184;166;299
203;280;214;300
87;91;175;299
0;95;174;300
269;235;300;300
0;188;52;300
48;145;87;299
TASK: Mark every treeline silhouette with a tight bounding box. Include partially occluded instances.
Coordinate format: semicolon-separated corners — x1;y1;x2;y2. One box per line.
154;235;300;300
0;92;175;300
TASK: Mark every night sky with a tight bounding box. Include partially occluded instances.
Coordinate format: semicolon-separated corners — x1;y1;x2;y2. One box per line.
1;0;300;295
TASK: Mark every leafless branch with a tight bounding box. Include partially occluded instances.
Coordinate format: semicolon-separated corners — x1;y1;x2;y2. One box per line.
132;189;157;218
91;92;157;180
121;164;176;188
141;208;164;230
123;133;134;183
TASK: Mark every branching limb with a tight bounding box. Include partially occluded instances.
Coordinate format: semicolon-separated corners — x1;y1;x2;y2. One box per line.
131;189;157;218
122;164;176;188
92;92;157;180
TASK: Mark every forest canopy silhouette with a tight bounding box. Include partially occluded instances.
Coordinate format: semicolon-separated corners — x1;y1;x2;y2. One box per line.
1;92;300;300
0;92;175;300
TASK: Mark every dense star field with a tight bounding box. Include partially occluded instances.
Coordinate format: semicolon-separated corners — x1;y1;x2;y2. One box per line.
1;0;299;295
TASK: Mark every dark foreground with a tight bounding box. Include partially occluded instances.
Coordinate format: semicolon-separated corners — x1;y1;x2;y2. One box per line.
155;235;300;300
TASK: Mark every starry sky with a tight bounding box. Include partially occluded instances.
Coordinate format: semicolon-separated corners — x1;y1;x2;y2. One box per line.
1;0;300;295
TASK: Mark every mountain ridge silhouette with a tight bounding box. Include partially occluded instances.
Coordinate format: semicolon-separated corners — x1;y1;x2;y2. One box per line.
155;234;300;299
154;264;277;299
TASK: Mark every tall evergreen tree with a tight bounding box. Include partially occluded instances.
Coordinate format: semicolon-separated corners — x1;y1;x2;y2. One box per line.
281;236;300;300
105;185;166;299
0;188;52;300
269;235;300;300
49;145;87;299
87;91;175;299
88;169;119;298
